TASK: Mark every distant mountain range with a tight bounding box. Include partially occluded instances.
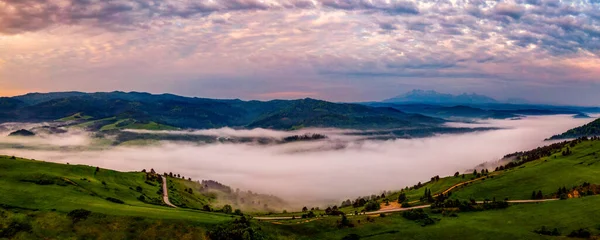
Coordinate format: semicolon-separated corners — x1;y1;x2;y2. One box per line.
0;91;445;131
383;89;530;105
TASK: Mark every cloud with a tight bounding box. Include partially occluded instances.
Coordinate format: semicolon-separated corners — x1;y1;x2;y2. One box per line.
0;115;594;205
493;3;526;20
1;0;600;105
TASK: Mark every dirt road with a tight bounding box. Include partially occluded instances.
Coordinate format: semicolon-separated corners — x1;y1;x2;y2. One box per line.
161;176;177;208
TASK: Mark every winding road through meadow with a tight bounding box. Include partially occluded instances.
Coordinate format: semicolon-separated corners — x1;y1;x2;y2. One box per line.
158;174;560;220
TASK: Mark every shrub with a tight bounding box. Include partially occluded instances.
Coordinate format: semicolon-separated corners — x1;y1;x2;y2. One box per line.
0;221;32;238
568;228;591;238
534;226;560;236
106;197;125;204
402;209;437;226
67;209;92;222
363;200;380;212
222;205;233;214
208;216;266;240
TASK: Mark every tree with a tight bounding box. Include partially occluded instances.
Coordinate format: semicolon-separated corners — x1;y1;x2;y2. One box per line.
234;209;243;215
337;215;354;228
363;200;380;211
302;206;308;212
454;172;460;177
141;169;146;173
222;205;233;214
398;192;407;203
473;169;477;176
536;190;543;199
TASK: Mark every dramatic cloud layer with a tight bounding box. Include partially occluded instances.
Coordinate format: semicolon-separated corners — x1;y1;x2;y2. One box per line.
0;115;595;205
0;0;599;104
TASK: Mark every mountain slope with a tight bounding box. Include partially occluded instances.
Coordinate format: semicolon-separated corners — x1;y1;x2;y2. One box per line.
247;98;443;129
2;92;445;130
549;118;600;140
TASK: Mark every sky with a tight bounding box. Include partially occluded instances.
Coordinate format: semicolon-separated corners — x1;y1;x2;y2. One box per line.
0;0;599;105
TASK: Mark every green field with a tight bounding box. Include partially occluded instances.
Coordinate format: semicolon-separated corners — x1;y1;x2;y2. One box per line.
99;119;178;131
0;156;230;223
451;140;600;200
260;195;600;240
56;113;93;122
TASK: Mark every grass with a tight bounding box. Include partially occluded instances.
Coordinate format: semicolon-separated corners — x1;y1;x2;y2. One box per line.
385;175;467;203
56;113;93;122
0;156;231;224
260;195;600;240
99;119;178;131
451;140;600;200
0;207;214;240
166;177;215;210
72;117;117;129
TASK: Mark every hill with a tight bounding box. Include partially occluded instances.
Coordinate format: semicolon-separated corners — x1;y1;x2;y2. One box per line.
548;118;600;140
2;92;444;131
7;129;35;137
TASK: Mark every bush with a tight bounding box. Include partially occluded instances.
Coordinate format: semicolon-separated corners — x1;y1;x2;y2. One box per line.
402;209;429;221
208;216;266;240
363;200;380;212
67;209;92;222
337;215;354;228
402;209;437;226
106;197;125;204
301;211;316;219
222;205;233;214
234;209;243;216
534;226;560;236
568;228;591;238
0;221;32;238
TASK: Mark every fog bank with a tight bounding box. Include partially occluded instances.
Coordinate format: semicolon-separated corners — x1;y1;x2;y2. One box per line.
0;115;595;206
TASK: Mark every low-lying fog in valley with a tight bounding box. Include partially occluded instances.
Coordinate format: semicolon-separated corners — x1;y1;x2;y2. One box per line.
0;115;596;206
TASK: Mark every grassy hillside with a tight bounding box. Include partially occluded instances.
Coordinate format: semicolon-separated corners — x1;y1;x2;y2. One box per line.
57;112;93;122
451;139;600;200
0;207;212;240
0;156;230;223
549;118;600;140
260;195;600;240
98;119;178;131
